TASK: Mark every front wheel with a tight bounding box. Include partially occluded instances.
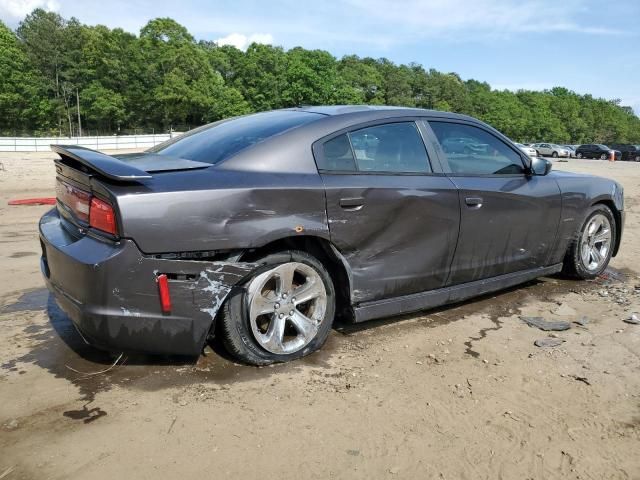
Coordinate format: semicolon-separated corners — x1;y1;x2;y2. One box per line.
600;153;607;160
552;151;558;158
577;152;583;159
562;204;616;279
219;250;336;365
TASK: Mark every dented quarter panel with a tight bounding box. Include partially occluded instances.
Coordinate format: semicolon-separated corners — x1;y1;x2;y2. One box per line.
108;169;329;254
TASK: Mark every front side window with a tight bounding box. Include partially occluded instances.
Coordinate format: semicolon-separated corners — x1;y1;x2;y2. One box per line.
429;121;525;175
318;122;431;174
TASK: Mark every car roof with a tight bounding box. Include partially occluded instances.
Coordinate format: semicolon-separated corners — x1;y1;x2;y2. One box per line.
217;105;513;174
289;104;475;121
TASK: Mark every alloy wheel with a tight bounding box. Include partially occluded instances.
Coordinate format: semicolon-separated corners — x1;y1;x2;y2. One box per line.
579;213;612;272
246;262;327;354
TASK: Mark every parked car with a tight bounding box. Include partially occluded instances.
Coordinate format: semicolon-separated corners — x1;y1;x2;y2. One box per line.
531;143;571;158
440;136;489;155
609;144;640;162
575;144;621;160
562;145;577;158
515;143;537;157
40;106;624;365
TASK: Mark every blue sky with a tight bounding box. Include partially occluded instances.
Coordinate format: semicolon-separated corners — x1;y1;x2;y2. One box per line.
2;0;639;114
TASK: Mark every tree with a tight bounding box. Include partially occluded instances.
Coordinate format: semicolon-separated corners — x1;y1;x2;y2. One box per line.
0;20;53;134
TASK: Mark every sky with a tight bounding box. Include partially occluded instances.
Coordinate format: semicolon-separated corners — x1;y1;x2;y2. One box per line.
1;0;639;114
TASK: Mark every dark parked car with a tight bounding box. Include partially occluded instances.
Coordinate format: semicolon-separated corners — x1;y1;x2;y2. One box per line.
609;144;640;162
575;144;621;160
40;106;624;365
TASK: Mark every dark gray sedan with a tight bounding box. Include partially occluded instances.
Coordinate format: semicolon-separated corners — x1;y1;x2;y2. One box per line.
40;106;624;365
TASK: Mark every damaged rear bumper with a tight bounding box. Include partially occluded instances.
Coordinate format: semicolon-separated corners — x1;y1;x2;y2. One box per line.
39;208;254;356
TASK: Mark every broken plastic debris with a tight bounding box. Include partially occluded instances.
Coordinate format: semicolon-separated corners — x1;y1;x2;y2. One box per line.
623;314;640;325
520;316;571;331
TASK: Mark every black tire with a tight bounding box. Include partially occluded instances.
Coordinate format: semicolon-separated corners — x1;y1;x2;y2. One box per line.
562;204;616;279
536;150;541;157
552;151;558;158
600;153;607;160
219;250;336;365
577;152;583;159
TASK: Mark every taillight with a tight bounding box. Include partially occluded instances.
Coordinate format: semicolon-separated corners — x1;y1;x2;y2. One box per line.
89;197;118;235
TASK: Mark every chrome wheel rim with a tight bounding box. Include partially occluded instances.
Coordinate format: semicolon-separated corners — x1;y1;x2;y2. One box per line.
247;262;327;354
580;214;612;271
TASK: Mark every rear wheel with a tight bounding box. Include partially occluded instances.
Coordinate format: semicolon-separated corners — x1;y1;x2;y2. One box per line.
562;204;616;279
219;250;336;365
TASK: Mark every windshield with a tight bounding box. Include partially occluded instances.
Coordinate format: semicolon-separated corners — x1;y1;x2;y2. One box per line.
150;110;321;164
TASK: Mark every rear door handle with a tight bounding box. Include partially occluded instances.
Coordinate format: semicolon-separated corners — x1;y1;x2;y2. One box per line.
339;197;365;210
465;196;483;208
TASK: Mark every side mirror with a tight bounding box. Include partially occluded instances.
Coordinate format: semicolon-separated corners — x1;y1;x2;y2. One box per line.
530;156;552;175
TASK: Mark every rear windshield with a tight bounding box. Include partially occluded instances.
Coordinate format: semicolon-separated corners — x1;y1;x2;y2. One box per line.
150;110;321;164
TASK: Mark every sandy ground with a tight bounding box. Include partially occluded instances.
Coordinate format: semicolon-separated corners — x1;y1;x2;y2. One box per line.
0;152;639;480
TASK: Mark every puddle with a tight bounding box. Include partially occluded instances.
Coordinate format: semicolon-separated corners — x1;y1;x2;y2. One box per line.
0;288;49;314
0;267;632;410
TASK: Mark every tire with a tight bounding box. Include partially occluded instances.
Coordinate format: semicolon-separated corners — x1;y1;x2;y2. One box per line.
577;152;583;159
552;151;558;158
536;150;541;157
562;204;616;279
219;250;336;365
635;155;640;162
600;153;607;160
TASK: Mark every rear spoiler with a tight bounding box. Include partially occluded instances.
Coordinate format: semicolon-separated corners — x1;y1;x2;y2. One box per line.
51;145;153;181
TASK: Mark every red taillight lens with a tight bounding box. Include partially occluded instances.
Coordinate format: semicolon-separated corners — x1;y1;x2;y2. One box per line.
89;197;117;235
157;274;171;314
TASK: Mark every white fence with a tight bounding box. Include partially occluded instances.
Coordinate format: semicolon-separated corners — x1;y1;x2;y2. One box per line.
0;133;177;152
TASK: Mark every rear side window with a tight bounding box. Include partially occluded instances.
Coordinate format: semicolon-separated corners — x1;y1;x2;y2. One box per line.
429;121;524;175
320;134;357;171
318;122;431;174
151;111;321;164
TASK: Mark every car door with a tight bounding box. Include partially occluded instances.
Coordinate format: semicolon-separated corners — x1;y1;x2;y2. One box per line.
425;120;562;285
540;143;552;156
314;120;461;304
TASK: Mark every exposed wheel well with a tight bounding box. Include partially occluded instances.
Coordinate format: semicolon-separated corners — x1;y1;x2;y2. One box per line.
592;200;622;256
239;236;354;322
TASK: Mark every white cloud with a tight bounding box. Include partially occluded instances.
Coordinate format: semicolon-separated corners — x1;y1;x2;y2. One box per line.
343;0;623;37
0;0;60;20
215;32;274;50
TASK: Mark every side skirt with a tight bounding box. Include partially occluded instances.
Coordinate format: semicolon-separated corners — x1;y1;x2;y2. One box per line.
353;263;563;323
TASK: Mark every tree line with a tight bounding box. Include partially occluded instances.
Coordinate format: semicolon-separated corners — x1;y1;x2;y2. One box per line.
1;9;639;144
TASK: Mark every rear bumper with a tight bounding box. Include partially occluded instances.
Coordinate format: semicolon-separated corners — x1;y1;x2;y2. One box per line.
39;208;254;356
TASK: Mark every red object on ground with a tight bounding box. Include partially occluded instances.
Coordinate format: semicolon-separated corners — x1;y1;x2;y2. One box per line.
8;197;56;206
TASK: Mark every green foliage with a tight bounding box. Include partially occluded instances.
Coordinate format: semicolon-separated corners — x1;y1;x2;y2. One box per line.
3;11;639;142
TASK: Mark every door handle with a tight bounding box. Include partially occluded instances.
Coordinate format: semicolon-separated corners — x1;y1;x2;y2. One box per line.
465;196;483;208
339;197;365;210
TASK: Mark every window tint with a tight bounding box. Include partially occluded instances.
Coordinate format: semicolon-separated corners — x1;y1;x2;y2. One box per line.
429;121;524;175
151;111;321;164
318;134;357;171
349;122;430;173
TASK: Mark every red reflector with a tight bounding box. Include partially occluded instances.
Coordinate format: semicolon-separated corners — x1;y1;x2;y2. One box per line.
89;197;117;235
157;274;171;314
